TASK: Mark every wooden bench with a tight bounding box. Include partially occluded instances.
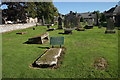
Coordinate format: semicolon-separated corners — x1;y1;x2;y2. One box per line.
28;32;49;44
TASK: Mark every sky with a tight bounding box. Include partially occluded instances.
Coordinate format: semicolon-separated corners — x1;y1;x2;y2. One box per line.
0;2;119;15
53;2;118;15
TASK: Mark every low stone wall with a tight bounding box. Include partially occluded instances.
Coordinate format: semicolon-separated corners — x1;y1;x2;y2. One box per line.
0;23;36;33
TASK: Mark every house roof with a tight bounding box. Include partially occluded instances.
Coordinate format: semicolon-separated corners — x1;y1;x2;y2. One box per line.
76;12;96;19
105;6;116;13
113;6;120;15
65;11;96;19
105;5;120;16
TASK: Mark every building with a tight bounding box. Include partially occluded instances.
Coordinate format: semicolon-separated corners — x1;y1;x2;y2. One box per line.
104;2;120;27
76;12;97;25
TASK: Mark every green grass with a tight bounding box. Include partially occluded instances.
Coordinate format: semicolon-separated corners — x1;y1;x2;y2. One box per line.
2;25;118;78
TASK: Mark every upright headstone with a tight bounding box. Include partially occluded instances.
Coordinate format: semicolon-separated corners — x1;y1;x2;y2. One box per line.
114;2;120;29
105;17;115;33
42;16;45;26
58;16;63;29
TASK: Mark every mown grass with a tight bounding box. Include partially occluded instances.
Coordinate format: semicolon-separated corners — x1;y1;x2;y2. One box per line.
2;25;118;78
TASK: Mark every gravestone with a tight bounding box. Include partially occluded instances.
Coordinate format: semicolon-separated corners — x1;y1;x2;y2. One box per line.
27;32;49;44
58;16;63;29
114;4;120;30
105;17;115;33
64;11;82;34
75;16;85;31
64;11;78;28
84;14;93;29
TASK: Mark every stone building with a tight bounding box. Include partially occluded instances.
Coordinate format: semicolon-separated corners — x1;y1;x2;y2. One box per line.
104;2;120;27
76;12;97;25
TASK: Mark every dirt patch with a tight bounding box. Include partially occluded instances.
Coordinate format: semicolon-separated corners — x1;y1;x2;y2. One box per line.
93;57;108;70
4;39;12;41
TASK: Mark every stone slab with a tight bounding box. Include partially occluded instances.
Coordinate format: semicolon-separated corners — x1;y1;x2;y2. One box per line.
35;48;62;66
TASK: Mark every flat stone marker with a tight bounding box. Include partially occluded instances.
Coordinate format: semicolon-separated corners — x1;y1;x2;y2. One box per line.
35;48;62;67
16;31;27;34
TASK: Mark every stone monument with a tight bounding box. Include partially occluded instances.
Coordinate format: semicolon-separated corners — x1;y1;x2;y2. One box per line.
114;2;120;30
58;16;63;29
105;17;115;33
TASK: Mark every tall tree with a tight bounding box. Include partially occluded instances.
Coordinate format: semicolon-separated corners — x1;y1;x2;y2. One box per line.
24;2;58;24
2;2;27;23
100;13;106;22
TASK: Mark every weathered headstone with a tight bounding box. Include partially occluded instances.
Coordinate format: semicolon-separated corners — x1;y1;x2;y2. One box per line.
64;11;82;33
114;4;120;30
58;16;63;29
105;17;115;33
75;16;85;31
27;32;49;44
84;14;94;29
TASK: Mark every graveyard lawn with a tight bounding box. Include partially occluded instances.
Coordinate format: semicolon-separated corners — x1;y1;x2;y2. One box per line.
2;25;118;78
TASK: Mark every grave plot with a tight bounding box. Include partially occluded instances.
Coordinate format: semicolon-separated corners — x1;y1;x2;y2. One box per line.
32;48;65;68
16;31;27;34
25;32;49;44
32;36;65;69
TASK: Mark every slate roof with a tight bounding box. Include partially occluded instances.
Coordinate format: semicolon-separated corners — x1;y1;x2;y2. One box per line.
77;12;96;19
66;12;96;19
113;6;120;15
105;5;120;16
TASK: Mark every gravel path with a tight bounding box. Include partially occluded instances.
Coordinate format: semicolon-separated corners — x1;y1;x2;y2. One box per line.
0;23;37;33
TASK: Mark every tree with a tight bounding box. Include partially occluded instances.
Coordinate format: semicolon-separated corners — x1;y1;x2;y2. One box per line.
25;2;58;24
2;2;58;24
2;2;27;23
80;17;84;22
100;13;106;22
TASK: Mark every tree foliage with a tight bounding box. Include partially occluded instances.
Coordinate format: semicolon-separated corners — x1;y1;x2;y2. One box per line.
100;13;106;22
80;17;84;22
2;2;27;23
2;2;58;24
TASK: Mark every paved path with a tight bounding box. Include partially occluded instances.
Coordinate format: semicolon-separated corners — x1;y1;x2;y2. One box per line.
0;23;37;33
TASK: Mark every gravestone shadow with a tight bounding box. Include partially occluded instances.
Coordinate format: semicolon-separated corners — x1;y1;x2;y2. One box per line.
58;32;66;34
38;47;50;49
